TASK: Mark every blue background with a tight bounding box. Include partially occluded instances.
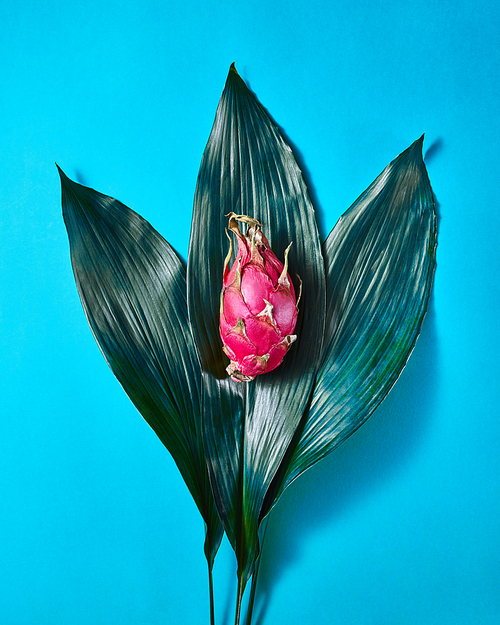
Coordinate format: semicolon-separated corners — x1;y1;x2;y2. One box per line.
1;1;499;623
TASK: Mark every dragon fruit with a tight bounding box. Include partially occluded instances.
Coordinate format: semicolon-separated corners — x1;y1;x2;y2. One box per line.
219;213;300;382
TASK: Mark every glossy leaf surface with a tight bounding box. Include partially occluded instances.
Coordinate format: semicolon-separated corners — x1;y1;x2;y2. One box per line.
59;170;223;565
187;67;326;584
264;137;437;509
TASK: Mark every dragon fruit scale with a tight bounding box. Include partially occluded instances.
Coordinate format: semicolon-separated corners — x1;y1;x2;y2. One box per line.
219;213;300;383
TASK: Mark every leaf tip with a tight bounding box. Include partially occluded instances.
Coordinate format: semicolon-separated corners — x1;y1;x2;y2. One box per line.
409;133;425;154
229;62;238;74
401;134;426;166
56;164;73;189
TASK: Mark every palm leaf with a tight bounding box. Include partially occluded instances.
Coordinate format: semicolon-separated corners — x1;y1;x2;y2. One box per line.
187;66;326;588
59;169;223;567
263;136;437;512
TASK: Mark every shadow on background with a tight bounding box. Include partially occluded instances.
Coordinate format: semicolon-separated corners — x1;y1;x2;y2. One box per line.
250;298;439;624
424;138;443;164
74;169;88;185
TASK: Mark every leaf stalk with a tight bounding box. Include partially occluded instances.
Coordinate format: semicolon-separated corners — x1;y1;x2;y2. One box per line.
234;574;245;625
208;564;215;625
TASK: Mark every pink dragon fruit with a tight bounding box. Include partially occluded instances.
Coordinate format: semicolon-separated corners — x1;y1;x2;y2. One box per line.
219;213;300;382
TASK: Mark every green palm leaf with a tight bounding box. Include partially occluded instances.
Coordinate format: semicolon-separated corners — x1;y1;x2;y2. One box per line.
59;169;223;568
187;66;326;588
263;136;437;513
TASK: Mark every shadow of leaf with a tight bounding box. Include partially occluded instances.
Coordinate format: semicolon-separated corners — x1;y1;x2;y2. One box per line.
74;169;88;185
424;138;443;163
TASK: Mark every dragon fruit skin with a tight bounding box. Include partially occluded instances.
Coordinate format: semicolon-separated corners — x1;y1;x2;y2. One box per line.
219;213;300;382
